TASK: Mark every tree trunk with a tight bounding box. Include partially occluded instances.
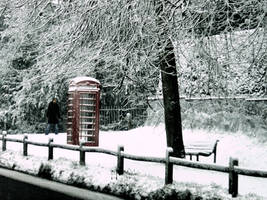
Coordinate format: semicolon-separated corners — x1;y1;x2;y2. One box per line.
155;0;185;158
159;39;185;158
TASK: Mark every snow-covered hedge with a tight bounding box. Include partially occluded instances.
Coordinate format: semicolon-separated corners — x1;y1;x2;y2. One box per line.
146;99;267;142
0;150;262;200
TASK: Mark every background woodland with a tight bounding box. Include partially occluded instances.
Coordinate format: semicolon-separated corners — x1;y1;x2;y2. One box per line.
0;0;266;136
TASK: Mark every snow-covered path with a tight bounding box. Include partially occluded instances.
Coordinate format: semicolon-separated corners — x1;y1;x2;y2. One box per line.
100;126;267;198
1;125;267;198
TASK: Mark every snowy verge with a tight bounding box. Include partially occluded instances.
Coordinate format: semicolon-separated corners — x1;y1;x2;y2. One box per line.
0;150;264;200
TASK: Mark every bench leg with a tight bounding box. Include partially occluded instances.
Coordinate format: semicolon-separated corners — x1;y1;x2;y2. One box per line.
196;155;199;162
213;140;219;163
190;154;192;160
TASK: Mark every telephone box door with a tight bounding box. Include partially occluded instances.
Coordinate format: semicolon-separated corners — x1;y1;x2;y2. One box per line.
78;92;99;146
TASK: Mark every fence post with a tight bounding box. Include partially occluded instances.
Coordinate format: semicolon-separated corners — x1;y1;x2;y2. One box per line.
79;142;85;166
229;157;239;197
116;145;124;175
48;138;54;160
165;147;173;185
2;133;6;151
23;135;28;156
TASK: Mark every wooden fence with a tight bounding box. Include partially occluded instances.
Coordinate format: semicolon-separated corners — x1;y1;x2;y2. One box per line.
1;134;267;198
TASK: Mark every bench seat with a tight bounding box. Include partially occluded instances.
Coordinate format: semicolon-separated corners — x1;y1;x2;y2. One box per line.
184;139;219;163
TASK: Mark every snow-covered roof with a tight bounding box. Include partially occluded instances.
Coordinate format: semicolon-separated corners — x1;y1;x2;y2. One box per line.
68;77;100;92
70;76;100;85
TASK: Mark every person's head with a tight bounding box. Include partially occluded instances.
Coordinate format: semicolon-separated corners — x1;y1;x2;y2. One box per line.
52;97;57;103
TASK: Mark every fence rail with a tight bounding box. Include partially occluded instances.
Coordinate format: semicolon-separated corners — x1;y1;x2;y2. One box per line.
148;95;267;101
1;134;267;198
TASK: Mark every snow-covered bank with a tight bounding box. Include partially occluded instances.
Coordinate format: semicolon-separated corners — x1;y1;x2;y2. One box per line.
0;125;266;199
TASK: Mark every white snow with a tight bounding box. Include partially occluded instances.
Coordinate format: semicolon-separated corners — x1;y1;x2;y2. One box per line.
70;76;100;85
0;124;267;199
68;76;100;92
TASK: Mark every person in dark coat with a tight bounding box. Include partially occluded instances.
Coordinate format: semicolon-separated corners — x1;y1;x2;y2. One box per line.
45;97;60;135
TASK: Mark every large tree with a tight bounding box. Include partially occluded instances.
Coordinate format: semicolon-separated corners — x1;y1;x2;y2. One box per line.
155;0;185;158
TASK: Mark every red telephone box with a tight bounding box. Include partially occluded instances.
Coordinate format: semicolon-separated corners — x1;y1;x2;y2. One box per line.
67;77;100;146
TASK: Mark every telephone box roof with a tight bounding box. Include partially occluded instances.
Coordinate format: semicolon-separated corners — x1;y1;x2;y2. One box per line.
70;76;100;85
69;76;100;92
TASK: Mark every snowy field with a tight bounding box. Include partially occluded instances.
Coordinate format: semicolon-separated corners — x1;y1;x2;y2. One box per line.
0;124;267;199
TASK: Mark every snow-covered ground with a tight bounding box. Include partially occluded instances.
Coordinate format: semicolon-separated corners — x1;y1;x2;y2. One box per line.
0;124;267;199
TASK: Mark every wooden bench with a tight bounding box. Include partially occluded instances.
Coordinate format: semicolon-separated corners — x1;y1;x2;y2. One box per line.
184;139;219;163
